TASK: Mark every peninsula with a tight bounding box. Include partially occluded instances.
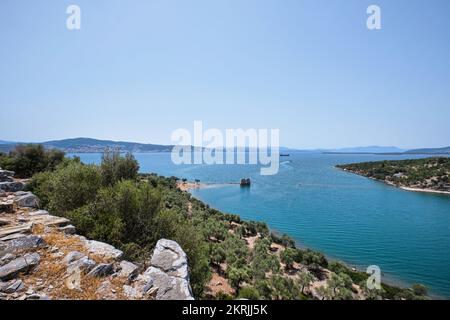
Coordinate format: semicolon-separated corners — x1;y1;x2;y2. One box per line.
337;157;450;195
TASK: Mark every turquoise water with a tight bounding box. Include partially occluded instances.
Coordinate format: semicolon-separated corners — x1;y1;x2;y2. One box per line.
73;152;450;298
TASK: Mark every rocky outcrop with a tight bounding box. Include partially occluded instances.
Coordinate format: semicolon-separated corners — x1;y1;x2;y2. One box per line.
83;240;123;260
13;192;39;208
0;170;22;192
145;239;193;300
0;182;25;193
0;252;40;281
0;170;194;300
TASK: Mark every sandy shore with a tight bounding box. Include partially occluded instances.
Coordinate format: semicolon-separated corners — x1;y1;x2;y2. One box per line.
399;186;450;195
177;182;206;191
177;181;239;192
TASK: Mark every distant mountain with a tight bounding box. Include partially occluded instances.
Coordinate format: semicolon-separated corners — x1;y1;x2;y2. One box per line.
42;138;173;153
325;146;406;154
404;146;450;154
0;138;173;153
0;140;15;145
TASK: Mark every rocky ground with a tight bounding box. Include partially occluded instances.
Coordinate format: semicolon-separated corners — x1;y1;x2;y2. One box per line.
0;168;194;300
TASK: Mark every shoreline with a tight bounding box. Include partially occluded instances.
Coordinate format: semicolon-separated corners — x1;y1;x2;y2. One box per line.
177;181;239;192
338;168;450;195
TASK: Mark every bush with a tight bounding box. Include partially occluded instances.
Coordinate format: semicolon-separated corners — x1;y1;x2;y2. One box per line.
280;248;297;270
412;284;428;296
32;161;102;215
66;180;160;247
251;238;280;279
101;150;139;186
0;144;65;178
238;286;260;300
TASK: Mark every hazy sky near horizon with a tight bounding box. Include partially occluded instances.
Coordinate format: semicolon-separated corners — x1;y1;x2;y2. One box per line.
1;0;449;149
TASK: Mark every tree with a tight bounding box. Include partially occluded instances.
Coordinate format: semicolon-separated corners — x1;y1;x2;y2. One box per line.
210;243;226;269
316;285;333;300
238;286;260;300
270;275;300;300
0;144;65;178
297;271;314;294
100;149;139;186
32;161;102;215
359;280;384;300
254;279;273;300
251;238;280;279
280;248;297;270
227;266;252;290
326;272;354;300
412;284;428;296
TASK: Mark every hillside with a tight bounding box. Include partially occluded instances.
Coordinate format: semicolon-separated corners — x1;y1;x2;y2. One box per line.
0;138;172;153
42;138;173;153
327;146;405;154
337;157;450;194
404;146;450;155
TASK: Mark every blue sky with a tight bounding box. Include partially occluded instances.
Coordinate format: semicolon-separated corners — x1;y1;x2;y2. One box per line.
0;0;449;149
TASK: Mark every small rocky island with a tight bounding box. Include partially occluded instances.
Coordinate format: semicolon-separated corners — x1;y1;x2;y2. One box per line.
337;157;450;194
240;178;251;187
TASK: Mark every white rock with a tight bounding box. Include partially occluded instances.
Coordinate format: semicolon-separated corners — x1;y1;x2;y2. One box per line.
118;261;139;281
84;240;123;260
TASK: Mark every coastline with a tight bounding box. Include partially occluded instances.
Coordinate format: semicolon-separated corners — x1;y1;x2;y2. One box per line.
177;181;239;192
338;168;450;196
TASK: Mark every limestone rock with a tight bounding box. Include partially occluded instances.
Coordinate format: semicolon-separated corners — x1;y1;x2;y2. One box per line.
150;239;188;279
143;266;193;300
87;263;114;278
14;192;39;208
84;240;123;260
28;210;49;216
96;280;116;299
2;235;45;252
0;169;14;181
63;251;85;265
0;224;32;239
0;253;16;266
66;256;96;275
29;215;70;228
123;285;141;299
142;239;194;300
0;279;24;293
59;225;76;235
0;182;24;192
0;252;40;281
0;233;27;242
118;260;139;281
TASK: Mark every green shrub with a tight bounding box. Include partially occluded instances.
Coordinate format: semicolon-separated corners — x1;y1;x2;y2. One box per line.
238;286;261;300
101;150;139;186
32;161;102;215
0;144;65;178
412;284;428;296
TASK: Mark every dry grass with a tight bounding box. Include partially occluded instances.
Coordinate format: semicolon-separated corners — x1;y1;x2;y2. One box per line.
24;225;128;300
